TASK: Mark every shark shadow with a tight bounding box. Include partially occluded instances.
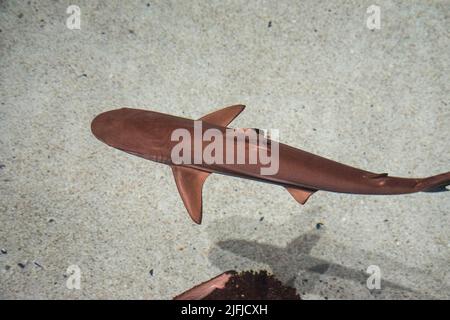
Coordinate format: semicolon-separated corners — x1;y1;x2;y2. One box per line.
215;233;410;296
207;217;443;299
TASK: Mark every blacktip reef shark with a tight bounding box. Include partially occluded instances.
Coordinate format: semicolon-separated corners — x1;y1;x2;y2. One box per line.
91;105;450;224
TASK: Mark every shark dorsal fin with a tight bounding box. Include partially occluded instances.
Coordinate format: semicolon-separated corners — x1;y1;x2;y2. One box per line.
199;104;246;127
285;186;317;205
171;166;210;224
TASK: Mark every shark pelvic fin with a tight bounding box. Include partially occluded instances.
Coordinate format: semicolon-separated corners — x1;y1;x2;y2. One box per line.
285;186;317;205
171;166;210;224
199;104;246;127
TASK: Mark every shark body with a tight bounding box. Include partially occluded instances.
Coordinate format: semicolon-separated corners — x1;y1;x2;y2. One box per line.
91;105;449;224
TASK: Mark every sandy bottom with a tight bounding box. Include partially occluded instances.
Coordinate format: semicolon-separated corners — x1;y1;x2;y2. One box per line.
0;0;449;299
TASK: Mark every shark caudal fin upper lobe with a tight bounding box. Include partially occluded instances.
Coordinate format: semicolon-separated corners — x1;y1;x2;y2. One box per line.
418;172;450;192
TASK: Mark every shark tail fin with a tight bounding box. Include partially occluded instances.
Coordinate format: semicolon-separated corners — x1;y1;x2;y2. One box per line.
418;172;450;192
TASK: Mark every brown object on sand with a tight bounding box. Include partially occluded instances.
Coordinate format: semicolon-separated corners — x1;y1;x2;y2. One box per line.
174;270;300;300
174;271;234;300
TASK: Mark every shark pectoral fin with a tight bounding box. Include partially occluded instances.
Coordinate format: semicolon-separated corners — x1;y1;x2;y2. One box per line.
171;166;210;224
285;186;317;205
199;104;246;127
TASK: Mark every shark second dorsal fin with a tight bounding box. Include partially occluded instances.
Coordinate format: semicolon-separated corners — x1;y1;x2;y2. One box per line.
371;173;388;179
232;128;264;136
199;104;246;127
285;186;317;205
171;166;210;224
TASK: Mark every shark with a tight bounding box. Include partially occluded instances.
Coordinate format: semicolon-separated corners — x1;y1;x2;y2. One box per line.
91;104;450;224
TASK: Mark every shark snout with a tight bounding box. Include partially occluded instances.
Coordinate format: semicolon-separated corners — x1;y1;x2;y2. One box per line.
91;108;131;143
91;111;114;142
